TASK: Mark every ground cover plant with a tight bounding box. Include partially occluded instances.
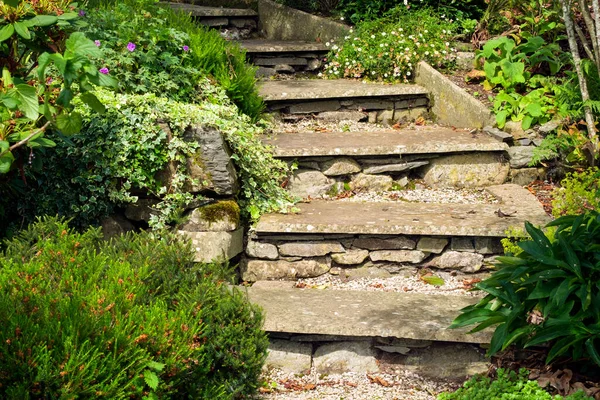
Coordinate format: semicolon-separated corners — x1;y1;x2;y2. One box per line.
0;217;268;399
323;7;457;83
451;211;600;368
438;369;592;400
82;0;264;120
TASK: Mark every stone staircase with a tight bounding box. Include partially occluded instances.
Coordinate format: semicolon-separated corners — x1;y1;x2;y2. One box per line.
172;0;553;379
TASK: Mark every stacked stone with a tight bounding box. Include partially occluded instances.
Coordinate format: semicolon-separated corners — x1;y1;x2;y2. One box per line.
253;53;326;76
242;234;503;281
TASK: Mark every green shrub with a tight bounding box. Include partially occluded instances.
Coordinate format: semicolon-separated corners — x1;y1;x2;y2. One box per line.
0;87;292;233
552;168;600;217
82;0;263;120
438;368;591;400
0;217;268;399
323;7;457;83
450;212;600;366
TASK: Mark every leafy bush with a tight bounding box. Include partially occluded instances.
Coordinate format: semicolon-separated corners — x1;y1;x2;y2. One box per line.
0;217;268;399
0;87;292;232
451;212;600;366
438;368;592;400
323;7;457;83
82;0;263;119
552;168;600;217
337;0;486;24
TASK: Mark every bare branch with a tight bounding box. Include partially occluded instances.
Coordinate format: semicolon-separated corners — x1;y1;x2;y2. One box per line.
575;23;596;60
0;121;52;158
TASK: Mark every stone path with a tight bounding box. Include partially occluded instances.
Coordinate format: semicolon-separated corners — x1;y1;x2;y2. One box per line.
263;126;508;157
245;282;492;343
255;184;550;237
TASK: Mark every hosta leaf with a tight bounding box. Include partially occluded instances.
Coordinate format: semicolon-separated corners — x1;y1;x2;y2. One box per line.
0;24;15;42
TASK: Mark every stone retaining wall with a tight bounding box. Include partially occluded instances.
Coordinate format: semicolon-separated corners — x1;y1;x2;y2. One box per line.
284;152;509;198
252;52;327;77
242;233;503;281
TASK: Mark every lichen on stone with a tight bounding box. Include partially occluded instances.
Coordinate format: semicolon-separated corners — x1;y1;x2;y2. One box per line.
200;200;241;226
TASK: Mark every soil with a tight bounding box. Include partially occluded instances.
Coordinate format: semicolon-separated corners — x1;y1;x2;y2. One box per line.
443;69;496;109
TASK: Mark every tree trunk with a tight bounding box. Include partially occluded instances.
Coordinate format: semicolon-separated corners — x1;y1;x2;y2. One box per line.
562;0;599;156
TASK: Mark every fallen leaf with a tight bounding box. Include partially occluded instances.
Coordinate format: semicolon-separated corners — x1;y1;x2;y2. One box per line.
259;387;272;393
367;374;392;387
303;383;316;390
414;116;426;126
420;274;445;286
462;278;482;290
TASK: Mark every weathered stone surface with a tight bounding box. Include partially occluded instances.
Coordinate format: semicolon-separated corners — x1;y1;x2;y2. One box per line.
278;241;345;257
165;2;258;17
394;97;429;109
263;127;508;158
474;238;502;255
503;121;528;139
370;250;427;264
125;199;159;222
455;51;476;71
256;185;551;237
246;241;279;260
179;201;240;232
256;66;276;78
415;62;494;129
343;267;392;280
417;237;448;254
395;176;409;188
200;17;229;27
436;251;484;272
451;237;475;252
350;173;393;191
257;0;350;42
400;343;489;380
320;157;361;176
538;120;561;134
510;167;543;186
287;169;334;198
483;126;512;142
363;161;429;175
315;111;366;122
260;79;427;102
421;153;509;188
255;57;308;66
274;64;295;74
179;229;244;263
246;286;493;343
184;125;238;195
507;146;535;168
376;110;395;124
101;215;135;238
265;340;312;374
230;18;257;28
313;341;378;374
288;100;341;114
518;138;532;146
241;40;328;53
241;258;330;281
306;58;322;71
331;249;369;265
354;237;416;250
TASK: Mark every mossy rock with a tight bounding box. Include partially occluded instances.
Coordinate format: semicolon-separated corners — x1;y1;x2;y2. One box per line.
180;200;241;232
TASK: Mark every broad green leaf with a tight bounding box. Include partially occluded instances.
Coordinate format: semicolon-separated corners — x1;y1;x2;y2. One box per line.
521;115;534;130
469;316;506;333
144;370;159;390
0;24;15;42
495;110;508;128
2;67;12;86
89;72;118;88
37;53;51;81
80;92;105;114
65;32;101;58
500;60;526;86
56;112;83;135
489;322;509;355
421;275;444;286
3;0;20;8
147;361;165;371
0;141;14;174
501;326;534;350
57;12;78;21
557;232;582;278
449;308;500;329
13;22;31;40
547;336;583;363
14;84;39;120
30;137;56;148
585;338;600;366
57;88;74;107
526;324;573;347
524;102;543;117
28;15;59;27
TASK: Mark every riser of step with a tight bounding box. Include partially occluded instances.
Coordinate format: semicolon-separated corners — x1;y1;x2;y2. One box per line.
163;2;258;36
242;233;502;282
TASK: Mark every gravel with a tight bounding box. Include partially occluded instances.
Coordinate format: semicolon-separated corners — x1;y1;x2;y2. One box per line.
334;187;499;204
260;367;459;400
296;270;488;297
270;119;404;134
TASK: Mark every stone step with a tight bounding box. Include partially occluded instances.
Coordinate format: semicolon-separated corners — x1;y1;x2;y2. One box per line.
245;283;492;344
264;126;508;158
260;79;429;120
239;40;329;76
163;2;258;32
242;185;551;281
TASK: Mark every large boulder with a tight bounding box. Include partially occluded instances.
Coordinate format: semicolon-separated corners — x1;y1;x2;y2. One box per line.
178;229;244;263
179;200;240;232
241;258;330;281
287;169;335;198
420;153;509;188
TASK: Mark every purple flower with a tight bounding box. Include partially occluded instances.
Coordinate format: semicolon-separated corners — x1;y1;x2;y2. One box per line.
78;9;86;17
127;42;136;52
183;45;190;52
94;40;101;47
99;67;109;75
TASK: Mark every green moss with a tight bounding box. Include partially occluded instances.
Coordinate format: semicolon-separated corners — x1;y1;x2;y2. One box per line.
200;201;241;226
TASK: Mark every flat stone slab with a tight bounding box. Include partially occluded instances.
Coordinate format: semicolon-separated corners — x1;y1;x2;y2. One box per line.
256;184;551;237
163;2;257;17
260;79;428;102
245;286;492;343
263;127;508;157
240;39;327;53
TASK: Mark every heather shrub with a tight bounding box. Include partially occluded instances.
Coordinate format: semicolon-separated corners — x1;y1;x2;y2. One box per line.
0;217;268;399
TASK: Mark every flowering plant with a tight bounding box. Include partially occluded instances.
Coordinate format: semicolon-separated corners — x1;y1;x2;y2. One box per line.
323;7;457;83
